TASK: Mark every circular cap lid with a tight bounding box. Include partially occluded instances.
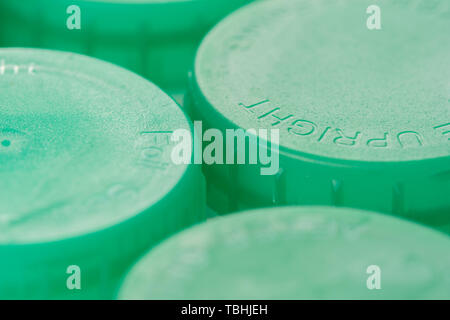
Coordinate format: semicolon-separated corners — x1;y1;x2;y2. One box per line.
0;48;205;298
118;206;450;299
192;0;450;173
0;48;192;244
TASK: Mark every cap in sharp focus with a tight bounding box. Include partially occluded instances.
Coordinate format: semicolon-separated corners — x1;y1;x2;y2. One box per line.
187;0;450;231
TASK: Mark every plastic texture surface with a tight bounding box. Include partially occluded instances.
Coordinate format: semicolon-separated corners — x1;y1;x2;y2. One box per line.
118;206;450;300
0;48;205;299
186;0;450;229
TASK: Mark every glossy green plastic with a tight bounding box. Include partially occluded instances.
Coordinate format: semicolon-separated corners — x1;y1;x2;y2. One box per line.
0;48;205;299
118;206;450;300
186;0;450;230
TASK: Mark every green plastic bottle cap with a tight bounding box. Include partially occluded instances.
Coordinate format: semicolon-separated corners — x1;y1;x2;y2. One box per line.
187;0;450;228
0;0;252;92
117;206;450;300
0;48;205;299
